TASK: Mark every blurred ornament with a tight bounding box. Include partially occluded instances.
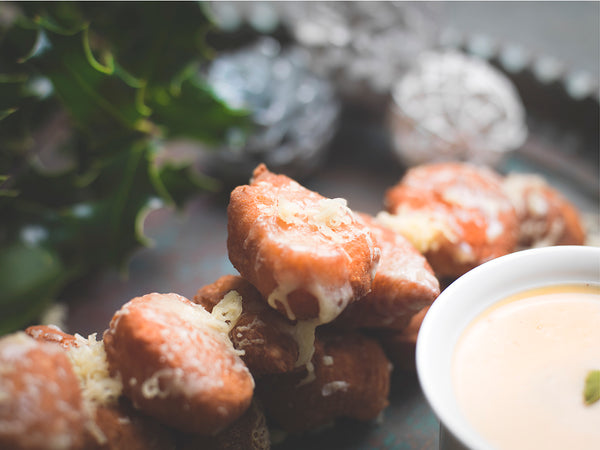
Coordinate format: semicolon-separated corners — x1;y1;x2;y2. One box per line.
438;28;599;102
275;2;441;104
388;50;528;168
206;1;281;33
205;37;340;181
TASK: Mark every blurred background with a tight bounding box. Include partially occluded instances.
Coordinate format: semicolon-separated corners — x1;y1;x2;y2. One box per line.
0;2;598;447
441;2;599;77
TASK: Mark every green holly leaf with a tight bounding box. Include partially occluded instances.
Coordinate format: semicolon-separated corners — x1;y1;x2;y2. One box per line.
0;19;61;154
0;2;257;335
80;140;161;268
0;241;67;334
23;21;149;138
150;73;250;144
17;1;88;35
75;2;214;85
152;161;220;208
0;13;39;71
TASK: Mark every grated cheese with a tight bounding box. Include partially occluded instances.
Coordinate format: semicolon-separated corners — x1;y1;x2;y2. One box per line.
376;211;457;253
277;196;354;240
442;185;510;241
321;380;349;397
66;333;122;407
322;355;334;366
138;293;243;353
65;333;123;446
140;368;182;399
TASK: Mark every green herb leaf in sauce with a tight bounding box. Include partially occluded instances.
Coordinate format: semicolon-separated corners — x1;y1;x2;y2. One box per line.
584;370;600;406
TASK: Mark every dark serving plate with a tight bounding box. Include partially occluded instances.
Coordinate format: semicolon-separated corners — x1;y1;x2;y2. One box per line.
65;59;599;449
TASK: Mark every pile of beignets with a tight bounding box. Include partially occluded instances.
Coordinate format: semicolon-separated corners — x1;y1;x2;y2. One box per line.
0;162;586;449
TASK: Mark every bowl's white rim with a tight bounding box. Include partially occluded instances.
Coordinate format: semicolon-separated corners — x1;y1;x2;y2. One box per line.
416;245;600;450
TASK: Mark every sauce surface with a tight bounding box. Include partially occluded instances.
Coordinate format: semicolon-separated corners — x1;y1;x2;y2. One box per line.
452;284;600;450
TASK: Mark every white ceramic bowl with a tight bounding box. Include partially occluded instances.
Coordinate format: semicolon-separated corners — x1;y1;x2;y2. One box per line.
416;245;600;450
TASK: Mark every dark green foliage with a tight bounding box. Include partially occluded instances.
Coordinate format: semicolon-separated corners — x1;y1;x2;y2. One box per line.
0;2;251;333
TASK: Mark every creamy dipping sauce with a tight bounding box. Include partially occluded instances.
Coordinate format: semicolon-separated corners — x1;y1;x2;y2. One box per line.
452;284;600;450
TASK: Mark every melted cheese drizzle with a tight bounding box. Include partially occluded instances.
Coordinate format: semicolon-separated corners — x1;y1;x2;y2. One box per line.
225;287;320;384
287;319;319;369
267;281;354;325
245;181;380;383
250;181;378;326
212;290;244;335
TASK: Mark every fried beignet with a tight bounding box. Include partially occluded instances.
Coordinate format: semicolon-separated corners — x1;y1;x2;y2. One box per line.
376;306;430;371
334;213;439;330
227;164;380;324
256;330;391;433
502;173;585;248
103;293;254;435
178;400;270;450
0;332;88;450
92;399;177;450
26;326;171;449
380;162;518;278
194;275;300;377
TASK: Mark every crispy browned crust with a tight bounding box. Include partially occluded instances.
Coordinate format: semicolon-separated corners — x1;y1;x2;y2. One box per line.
384;162;519;278
0;333;88;450
103;293;254;435
333;214;440;330
26;325;78;349
502;173;586;248
194;275;299;377
376;306;430;371
227;164;380;323
91;399;177;450
256;330;391;433
178;400;270;450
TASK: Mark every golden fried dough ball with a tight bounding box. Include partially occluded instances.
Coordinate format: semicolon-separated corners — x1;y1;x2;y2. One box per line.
0;332;88;450
194;275;300;376
502;173;585;248
256;330;391;433
91;399;177;450
380;162;518;279
333;213;439;330
178;400;270;450
227;164;380;324
103;293;254;435
376;306;430;371
26;326;172;449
